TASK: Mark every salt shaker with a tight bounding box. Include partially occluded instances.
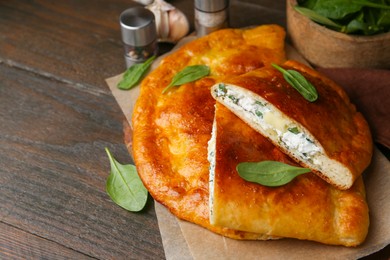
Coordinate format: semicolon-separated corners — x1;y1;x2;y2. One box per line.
194;0;229;36
119;6;158;68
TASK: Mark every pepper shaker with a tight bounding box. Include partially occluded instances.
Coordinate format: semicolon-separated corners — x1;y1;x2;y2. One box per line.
120;6;158;68
194;0;229;36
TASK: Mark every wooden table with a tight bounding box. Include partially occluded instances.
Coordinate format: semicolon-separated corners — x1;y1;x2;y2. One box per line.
0;0;388;259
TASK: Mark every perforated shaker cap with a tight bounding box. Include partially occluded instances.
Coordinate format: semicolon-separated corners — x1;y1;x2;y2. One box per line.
119;6;157;46
194;0;229;12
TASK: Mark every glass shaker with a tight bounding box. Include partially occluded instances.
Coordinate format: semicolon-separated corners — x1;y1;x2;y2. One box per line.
194;0;229;36
119;6;158;68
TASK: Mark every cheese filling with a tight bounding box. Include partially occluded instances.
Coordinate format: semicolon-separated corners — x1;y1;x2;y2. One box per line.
214;83;322;165
207;116;217;223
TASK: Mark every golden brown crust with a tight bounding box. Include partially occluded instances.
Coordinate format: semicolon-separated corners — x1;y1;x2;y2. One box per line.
131;25;286;239
211;103;369;246
130;25;370;245
283;61;373;184
221;61;373;189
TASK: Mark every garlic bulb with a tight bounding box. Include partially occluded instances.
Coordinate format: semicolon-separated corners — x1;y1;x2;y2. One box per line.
132;0;154;5
146;0;190;43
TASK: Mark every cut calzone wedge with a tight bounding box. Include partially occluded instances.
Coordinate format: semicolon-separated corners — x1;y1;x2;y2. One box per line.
208;102;369;246
132;25;289;240
211;60;373;190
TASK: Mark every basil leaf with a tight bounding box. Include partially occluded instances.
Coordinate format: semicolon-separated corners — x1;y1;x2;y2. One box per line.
117;56;156;90
272;63;318;102
351;0;390;10
162;65;210;94
294;6;343;30
237;161;311;187
312;0;363;20
295;1;390;35
105;148;148;212
299;0;317;10
378;8;390;27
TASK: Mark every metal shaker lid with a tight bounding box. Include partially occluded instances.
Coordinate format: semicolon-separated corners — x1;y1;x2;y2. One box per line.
120;6;157;46
194;0;229;12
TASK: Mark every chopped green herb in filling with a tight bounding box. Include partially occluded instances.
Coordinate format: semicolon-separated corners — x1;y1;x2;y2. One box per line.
213;84;321;163
218;83;227;94
255;101;265;107
306;138;314;144
288;127;300;134
255;110;263;118
228;95;239;104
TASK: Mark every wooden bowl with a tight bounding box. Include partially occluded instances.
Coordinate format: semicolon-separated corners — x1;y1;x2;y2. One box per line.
286;0;390;69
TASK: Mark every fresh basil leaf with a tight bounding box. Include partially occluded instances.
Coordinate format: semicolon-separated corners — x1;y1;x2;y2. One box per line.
352;0;390;10
162;65;210;94
105;148;148;212
237;161;311;187
345;18;372;34
295;0;390;35
312;0;363;20
117;56;156;90
294;6;343;29
299;0;318;10
378;8;390;27
272;63;318;102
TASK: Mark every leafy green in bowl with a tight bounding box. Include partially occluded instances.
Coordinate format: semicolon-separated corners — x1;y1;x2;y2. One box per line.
295;0;390;35
287;0;390;68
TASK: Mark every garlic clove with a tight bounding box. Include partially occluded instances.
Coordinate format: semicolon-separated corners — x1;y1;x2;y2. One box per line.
146;0;189;43
132;0;154;5
153;2;170;39
167;8;190;43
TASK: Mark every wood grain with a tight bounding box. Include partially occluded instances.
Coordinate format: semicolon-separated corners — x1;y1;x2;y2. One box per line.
0;0;388;259
0;223;94;260
0;62;164;259
0;0;131;89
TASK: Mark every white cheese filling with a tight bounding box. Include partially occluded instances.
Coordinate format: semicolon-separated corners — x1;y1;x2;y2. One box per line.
207;116;217;223
213;83;322;164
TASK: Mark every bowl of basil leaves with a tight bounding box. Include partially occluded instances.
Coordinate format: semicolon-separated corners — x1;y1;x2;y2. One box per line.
287;0;390;68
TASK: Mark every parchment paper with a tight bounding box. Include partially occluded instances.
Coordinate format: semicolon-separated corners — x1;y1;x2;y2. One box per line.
105;37;390;260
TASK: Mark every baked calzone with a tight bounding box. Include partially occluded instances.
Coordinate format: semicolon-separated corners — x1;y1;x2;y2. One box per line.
131;25;286;239
130;25;371;245
211;61;373;190
208;102;369;246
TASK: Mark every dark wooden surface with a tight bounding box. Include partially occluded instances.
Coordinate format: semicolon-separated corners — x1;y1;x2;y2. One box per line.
0;0;388;259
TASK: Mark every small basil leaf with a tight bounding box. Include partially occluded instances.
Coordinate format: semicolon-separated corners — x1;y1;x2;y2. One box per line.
162;65;210;94
105;148;148;212
272;63;318;102
237;161;311;187
294;6;343;30
295;1;390;35
312;0;363;20
351;0;390;10
117;56;156;90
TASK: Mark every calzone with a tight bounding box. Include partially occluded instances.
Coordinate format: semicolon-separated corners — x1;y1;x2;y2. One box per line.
211;61;373;190
131;25;286;239
208;102;369;246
